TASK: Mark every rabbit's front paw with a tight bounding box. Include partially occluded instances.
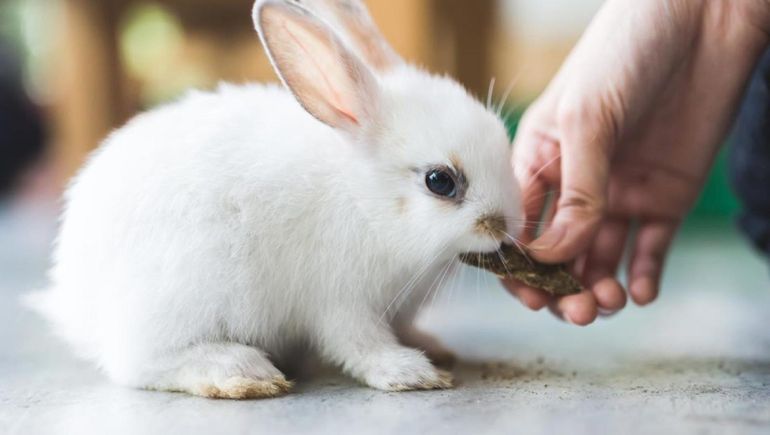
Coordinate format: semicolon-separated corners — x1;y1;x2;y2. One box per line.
361;348;454;391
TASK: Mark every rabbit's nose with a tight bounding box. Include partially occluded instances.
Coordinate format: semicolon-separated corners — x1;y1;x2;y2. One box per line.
474;213;507;240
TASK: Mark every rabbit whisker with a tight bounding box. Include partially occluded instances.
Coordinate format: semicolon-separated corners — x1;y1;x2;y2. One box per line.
529;153;562;182
523;190;561;207
378;241;451;323
496;71;525;117
503;215;547;225
503;100;526;123
412;254;453;314
475;251;483;306
494;244;519;280
486;77;496;110
419;255;456;316
501;230;534;266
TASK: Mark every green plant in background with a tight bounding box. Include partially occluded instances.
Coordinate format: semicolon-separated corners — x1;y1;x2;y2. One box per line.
120;3;205;106
691;149;740;217
0;2;21;46
0;0;56;101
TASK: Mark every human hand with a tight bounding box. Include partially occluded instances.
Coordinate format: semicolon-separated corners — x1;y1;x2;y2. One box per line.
505;0;770;325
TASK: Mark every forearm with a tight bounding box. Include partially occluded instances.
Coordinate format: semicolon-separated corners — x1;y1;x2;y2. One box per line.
739;0;770;40
550;0;770;135
704;0;770;52
696;0;770;152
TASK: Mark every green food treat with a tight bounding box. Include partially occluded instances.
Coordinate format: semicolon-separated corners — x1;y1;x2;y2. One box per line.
460;244;583;296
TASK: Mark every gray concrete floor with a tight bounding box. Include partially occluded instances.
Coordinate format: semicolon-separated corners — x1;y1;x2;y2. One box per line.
1;198;769;435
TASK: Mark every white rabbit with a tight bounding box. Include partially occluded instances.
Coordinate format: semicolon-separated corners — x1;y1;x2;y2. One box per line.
28;0;522;399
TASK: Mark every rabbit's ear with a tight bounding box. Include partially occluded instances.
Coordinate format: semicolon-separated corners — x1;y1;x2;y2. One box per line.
290;0;402;71
255;0;380;133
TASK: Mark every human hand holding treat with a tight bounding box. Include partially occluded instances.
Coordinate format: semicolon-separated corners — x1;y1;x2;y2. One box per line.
504;0;770;325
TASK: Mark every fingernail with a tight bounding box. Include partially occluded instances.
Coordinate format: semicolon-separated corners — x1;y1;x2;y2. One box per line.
631;277;657;306
530;226;565;251
597;308;616;317
563;312;577;325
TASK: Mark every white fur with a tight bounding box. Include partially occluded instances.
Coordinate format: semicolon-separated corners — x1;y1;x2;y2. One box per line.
28;0;521;397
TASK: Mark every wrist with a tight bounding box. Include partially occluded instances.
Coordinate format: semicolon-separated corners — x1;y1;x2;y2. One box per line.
714;0;770;47
694;0;770;74
752;0;770;34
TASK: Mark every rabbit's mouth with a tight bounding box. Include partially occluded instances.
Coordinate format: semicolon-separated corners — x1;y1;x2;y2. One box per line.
458;244;583;297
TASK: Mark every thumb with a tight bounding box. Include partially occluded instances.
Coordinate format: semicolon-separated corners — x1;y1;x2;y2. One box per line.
529;108;613;263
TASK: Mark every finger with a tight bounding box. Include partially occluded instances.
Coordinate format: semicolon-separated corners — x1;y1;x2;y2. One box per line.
520;186;560;245
512;108;560;186
567;252;623;317
584;219;628;279
502;279;550;311
520;179;547;241
591;277;627;314
512;112;564;240
527;137;563;185
530;108;613;263
515;136;562;238
551;289;598;326
628;220;678;306
583;219;629;312
529;190;560;245
543;190;560;229
570;252;587;278
522;181;548;217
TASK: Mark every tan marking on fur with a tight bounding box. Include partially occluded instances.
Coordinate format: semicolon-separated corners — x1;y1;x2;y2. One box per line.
395;197;407;214
475;214;507;240
448;152;464;176
194;376;293;400
437;199;459;212
386;369;454;392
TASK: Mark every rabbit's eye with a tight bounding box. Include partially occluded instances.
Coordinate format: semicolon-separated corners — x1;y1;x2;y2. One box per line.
425;169;457;198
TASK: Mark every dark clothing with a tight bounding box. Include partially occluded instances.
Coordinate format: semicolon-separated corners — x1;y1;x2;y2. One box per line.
730;49;770;257
0;43;45;196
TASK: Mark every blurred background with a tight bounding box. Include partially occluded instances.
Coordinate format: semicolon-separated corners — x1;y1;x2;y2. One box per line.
2;4;769;432
0;0;737;216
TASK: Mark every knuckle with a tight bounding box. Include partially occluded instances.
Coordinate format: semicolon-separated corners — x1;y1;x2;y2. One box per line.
555;103;586;132
555;97;602;133
647;245;668;263
559;188;606;219
556;100;619;153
